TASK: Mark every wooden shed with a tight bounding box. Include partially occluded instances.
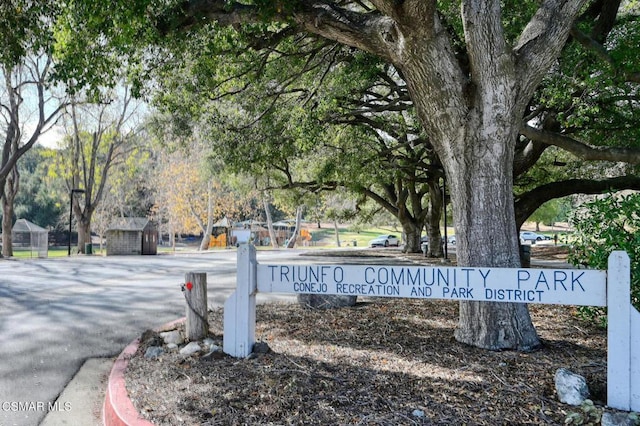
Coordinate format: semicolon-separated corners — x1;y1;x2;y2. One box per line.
106;218;158;256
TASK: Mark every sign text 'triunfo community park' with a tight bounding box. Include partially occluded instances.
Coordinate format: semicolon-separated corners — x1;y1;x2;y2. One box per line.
256;264;607;306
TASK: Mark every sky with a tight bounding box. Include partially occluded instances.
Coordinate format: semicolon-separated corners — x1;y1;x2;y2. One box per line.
24;122;65;149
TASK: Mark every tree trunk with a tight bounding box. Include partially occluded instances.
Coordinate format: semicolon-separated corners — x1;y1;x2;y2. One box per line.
1;166;18;257
1;199;14;258
426;181;444;257
199;231;211;251
333;220;341;247
455;301;539;351
445;123;539;351
286;206;303;249
400;218;421;253
262;194;279;248
77;217;91;254
199;207;215;251
388;17;541;349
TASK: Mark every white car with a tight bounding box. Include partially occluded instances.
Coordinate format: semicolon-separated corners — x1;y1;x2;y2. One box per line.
520;231;550;243
369;235;400;247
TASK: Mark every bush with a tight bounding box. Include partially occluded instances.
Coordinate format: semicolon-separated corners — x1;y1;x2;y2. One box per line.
568;194;640;326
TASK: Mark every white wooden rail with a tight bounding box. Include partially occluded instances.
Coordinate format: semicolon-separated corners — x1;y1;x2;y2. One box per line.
223;245;639;412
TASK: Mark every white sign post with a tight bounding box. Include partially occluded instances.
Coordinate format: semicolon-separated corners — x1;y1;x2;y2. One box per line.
223;244;257;358
607;251;640;411
224;246;639;411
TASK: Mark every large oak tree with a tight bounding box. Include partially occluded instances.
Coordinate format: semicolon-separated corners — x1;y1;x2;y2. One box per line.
158;0;583;350
58;0;639;350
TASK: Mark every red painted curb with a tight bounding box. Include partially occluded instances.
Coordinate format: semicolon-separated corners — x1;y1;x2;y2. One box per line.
103;319;185;426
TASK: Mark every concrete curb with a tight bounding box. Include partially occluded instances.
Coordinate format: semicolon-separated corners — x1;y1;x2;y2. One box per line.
103;319;185;426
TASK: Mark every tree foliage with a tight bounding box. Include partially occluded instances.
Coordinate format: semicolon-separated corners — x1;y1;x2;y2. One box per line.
568;193;640;325
12;146;65;229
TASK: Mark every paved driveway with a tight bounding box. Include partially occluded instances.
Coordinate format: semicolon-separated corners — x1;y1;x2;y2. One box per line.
0;250;309;426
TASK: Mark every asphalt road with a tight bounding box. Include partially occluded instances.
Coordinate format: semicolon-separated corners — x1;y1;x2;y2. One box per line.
0;249;321;426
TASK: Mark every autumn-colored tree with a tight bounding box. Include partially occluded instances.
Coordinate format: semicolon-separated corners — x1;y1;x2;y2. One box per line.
150;128;254;250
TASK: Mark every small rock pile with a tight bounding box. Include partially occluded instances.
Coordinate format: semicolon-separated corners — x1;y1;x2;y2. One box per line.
555;368;640;426
140;328;224;360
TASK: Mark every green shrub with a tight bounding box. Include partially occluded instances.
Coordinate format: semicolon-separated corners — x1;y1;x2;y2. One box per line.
568;194;640;326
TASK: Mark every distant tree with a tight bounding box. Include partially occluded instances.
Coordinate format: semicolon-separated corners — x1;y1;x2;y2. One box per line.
12;146;65;229
51;86;144;253
528;199;561;231
0;54;68;256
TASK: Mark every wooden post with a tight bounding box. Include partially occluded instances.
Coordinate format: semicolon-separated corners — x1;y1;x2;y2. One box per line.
184;272;208;341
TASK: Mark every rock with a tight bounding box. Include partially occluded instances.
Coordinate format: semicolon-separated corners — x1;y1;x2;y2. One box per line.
412;409;425;418
167;343;178;350
144;346;164;359
160;330;183;346
601;411;640;426
297;294;357;309
140;329;163;347
555;368;590;405
203;338;216;347
179;341;202;356
253;342;270;354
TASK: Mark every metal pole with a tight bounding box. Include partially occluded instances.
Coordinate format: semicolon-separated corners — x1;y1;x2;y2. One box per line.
442;178;448;260
68;193;73;256
68;189;85;256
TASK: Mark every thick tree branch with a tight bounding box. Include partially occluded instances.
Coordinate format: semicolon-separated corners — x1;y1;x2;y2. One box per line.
514;0;588;100
461;0;510;86
160;1;396;62
520;124;640;164
577;0;621;43
515;176;640;229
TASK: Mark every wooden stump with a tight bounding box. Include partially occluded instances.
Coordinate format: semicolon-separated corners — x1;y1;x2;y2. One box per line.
184;272;208;341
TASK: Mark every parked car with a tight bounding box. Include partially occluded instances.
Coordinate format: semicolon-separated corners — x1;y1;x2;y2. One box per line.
420;235;454;252
369;235;400;247
519;231;550;242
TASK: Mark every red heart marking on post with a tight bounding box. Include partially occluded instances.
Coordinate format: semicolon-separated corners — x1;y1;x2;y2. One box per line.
186;282;193;291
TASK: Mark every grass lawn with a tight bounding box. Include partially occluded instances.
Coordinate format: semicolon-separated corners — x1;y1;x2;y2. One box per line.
308;226;404;248
11;246;107;258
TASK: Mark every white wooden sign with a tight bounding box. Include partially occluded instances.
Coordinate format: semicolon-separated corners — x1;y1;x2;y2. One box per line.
223;246;639;412
257;264;607;306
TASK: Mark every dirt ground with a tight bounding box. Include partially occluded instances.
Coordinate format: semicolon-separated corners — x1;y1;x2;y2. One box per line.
125;245;610;426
